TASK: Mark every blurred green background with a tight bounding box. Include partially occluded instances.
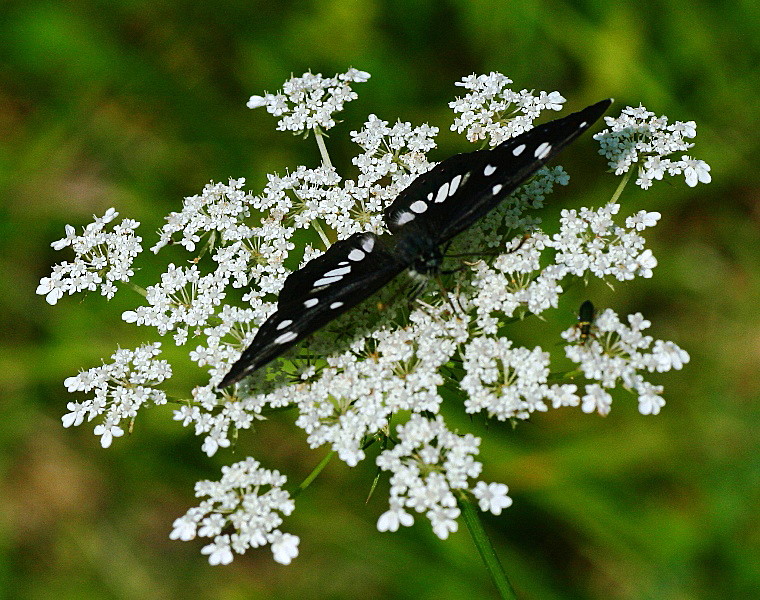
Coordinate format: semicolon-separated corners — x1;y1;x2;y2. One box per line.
2;0;758;598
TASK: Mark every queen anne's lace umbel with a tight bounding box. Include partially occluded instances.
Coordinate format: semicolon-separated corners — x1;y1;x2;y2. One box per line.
39;69;704;564
594;104;711;189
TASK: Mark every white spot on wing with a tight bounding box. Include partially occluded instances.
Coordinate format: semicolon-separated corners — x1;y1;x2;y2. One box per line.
348;248;365;261
410;200;428;213
435;181;450;203
427;192;433;201
339;261;349;266
534;142;552;159
361;236;375;252
512;144;526;156
396;211;415;225
330;301;344;309
484;164;497;176
276;319;292;330
304;298;318;308
313;275;343;287
579;121;587;128
449;174;462;195
274;331;298;344
324;266;351;277
492;184;503;195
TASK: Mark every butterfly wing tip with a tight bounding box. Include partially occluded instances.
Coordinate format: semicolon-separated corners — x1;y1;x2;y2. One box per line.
217;370;242;389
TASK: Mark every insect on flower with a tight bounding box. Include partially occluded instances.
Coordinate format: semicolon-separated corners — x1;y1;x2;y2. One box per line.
576;300;596;343
218;99;612;388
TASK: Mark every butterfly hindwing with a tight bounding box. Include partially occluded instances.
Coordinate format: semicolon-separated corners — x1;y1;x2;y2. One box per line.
384;99;612;244
218;232;405;387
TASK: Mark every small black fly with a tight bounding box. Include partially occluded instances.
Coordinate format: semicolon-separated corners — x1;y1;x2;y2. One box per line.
576;300;596;343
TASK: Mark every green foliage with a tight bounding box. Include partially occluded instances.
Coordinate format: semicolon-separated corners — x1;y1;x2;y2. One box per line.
2;0;758;598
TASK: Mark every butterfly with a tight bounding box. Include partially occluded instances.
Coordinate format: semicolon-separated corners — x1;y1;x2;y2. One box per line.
218;99;612;388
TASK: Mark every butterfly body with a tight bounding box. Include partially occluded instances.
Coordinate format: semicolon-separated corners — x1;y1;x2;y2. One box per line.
218;99;612;388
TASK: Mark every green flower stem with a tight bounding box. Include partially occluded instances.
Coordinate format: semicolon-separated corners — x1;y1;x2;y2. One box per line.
314;127;333;169
125;281;148;298
609;169;633;205
293;450;335;498
311;219;332;248
458;495;518;600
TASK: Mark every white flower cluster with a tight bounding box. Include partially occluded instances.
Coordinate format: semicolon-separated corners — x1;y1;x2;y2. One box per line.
152;178;255;253
291;305;469;466
551;203;661;280
468;203;661;336
255;164;374;240
461;337;580;420
121;261;230;345
562;309;690;416
36;208;141;304
449;72;566;146
351;115;439;187
62;343;171;447
43;70;705;565
170;458;298;565
593;104;711;189
376;414;512;539
247;68;371;133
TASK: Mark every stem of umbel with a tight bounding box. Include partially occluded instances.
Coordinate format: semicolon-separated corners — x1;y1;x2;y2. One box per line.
296;449;518;599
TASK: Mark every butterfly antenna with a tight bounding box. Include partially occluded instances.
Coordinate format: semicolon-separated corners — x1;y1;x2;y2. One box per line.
443;233;531;261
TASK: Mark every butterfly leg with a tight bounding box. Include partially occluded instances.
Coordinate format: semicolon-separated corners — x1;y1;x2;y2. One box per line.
505;233;530;254
376;275;427;312
432;273;465;316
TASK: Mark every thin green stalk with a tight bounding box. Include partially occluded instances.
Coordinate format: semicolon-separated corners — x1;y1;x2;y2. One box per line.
458;495;518;600
293;450;335;498
125;281;147;298
314;127;333;169
609;169;632;205
311;219;332;248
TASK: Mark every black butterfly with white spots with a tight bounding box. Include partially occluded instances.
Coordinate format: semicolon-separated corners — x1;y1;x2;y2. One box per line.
218;99;612;388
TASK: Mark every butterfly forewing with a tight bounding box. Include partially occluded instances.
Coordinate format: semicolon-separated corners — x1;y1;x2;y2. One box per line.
384;151;490;237
384;99;612;244
218;232;405;388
